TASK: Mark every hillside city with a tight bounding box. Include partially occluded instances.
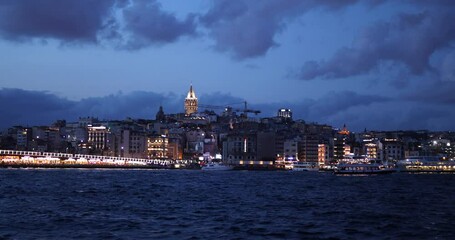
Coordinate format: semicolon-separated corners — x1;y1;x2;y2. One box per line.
1;86;454;167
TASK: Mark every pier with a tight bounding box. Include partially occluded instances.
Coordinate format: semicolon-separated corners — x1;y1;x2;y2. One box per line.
0;150;200;169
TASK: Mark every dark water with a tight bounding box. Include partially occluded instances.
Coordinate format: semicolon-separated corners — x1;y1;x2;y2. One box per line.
1;169;455;239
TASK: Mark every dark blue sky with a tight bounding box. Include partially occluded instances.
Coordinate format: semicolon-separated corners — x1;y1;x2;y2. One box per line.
1;0;455;131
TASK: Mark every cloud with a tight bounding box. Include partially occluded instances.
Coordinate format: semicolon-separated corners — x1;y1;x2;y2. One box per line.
252;90;454;131
405;81;455;105
325;102;454;131
119;0;197;49
252;91;391;128
200;0;366;59
73;91;184;119
296;10;455;80
0;88;183;130
0;0;116;43
306;91;390;118
406;0;455;7
199;92;245;108
0;88;75;128
439;50;455;82
0;0;197;48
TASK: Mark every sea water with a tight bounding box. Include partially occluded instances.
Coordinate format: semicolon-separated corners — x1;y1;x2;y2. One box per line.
1;169;454;239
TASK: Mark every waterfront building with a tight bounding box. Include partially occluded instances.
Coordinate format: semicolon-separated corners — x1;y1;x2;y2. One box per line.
274;129;293;160
257;132;276;161
31;126;62;152
148;134;168;159
298;134;319;162
87;125;110;154
318;144;329;166
114;129;147;158
64;125;88;153
223;131;275;166
184;129;205;158
29;138;47;152
275;131;285;160
167;137;183;160
16;127;32;151
362;139;382;160
203;132;218;157
429;138;454;160
184;85;198;115
224;132;257;164
283;137;299;161
381;138;404;161
333;126;351;163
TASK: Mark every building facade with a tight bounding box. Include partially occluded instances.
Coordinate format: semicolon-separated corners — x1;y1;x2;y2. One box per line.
277;108;292;120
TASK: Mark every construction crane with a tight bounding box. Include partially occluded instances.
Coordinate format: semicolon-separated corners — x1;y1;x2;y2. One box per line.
229;101;261;117
199;101;261;118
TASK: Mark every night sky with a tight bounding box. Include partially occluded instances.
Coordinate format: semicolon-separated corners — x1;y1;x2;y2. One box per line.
1;0;454;131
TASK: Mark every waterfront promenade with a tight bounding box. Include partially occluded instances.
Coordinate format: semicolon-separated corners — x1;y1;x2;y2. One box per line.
0;149;198;169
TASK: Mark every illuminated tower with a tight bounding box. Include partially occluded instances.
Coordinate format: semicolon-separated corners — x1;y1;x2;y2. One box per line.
184;85;198;115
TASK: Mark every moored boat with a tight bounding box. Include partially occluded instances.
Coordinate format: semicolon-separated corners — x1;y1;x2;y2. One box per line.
396;156;455;173
291;161;319;171
335;155;395;174
201;162;233;171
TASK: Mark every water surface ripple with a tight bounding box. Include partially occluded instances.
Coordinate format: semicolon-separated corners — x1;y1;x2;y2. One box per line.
1;169;454;239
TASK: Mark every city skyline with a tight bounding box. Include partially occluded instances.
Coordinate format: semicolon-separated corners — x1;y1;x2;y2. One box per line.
1;0;455;131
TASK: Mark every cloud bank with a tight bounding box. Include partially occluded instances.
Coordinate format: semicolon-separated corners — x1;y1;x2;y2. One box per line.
0;0;379;57
296;9;455;80
0;0;196;48
199;0;371;59
2;88;454;132
1;0;454;61
0;0;116;43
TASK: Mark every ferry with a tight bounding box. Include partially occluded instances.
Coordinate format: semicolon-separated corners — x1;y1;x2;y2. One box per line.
335;155;395;174
201;162;233;171
396;156;455;173
319;164;337;172
291;162;319;171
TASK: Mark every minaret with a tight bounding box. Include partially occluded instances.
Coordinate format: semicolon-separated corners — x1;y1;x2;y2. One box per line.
184;85;198;115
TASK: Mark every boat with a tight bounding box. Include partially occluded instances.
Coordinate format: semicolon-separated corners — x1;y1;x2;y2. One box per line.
319;164;337;172
291;161;319;171
201;162;233;171
396;156;455;173
335;155;395;174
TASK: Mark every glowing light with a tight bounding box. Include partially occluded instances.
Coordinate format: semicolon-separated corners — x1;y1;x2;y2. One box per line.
244;138;247;153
